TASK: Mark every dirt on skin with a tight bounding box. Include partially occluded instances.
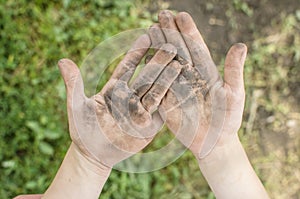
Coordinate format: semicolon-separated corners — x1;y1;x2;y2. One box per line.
148;0;300;198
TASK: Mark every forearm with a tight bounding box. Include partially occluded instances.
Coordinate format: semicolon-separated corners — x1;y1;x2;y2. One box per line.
42;142;111;199
198;134;269;199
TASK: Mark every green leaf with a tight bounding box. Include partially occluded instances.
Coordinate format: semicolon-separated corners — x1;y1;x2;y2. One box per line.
1;160;16;168
25;121;41;133
39;141;54;155
25;181;37;189
44;130;61;140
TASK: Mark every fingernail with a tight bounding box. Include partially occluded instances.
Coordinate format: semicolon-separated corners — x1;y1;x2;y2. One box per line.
58;59;65;66
235;43;247;49
159;10;168;16
159;10;172;20
236;43;247;59
177;12;190;23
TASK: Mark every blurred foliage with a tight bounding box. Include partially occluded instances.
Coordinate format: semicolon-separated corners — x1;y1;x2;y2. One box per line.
241;12;300;199
1;0;299;199
0;0;152;198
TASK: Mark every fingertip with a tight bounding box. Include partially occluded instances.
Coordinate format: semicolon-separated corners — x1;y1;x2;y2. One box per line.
57;59;85;100
161;43;177;55
224;43;247;91
57;58;80;77
140;33;150;40
230;43;248;58
170;60;183;71
148;24;161;37
158;10;174;22
58;58;76;68
234;42;247;49
158;10;173;17
228;43;247;69
58;58;66;67
175;11;192;25
137;34;151;50
130;34;151;53
57;58;80;82
139;34;151;46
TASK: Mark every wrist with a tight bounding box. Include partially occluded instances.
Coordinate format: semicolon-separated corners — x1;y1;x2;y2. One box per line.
42;142;111;199
197;133;241;164
70;142;112;176
197;134;244;180
189;128;239;160
196;134;269;199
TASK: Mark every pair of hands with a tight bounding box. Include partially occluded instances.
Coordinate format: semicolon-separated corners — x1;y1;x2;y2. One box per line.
59;10;247;169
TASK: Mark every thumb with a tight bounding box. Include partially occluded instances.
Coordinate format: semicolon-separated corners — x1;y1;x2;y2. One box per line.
58;58;86;107
224;43;247;93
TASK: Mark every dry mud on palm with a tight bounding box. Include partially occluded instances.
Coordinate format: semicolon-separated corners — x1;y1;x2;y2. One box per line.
154;0;300;198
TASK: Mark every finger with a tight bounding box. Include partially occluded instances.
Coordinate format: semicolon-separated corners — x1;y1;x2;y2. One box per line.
142;60;182;113
224;43;247;92
130;43;177;97
58;58;86;107
110;34;151;82
175;12;211;59
175;12;220;85
148;23;166;50
158;10;192;64
104;80;162;138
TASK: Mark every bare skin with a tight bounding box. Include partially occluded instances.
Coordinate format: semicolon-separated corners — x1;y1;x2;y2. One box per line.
150;10;270;199
146;10;246;158
15;11;270;199
58;35;182;168
38;35;182;199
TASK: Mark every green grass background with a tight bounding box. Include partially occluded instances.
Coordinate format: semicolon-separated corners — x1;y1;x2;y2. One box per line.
1;0;299;198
